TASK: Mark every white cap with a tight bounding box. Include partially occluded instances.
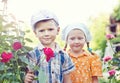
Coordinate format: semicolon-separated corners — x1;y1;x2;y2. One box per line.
62;23;92;42
31;10;59;30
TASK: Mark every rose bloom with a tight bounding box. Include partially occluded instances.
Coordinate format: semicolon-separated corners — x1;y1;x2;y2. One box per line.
108;69;116;76
12;41;22;51
43;48;54;62
103;55;112;62
0;51;13;63
106;34;115;40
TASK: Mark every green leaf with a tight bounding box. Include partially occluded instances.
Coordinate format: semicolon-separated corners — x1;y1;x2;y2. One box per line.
25;30;30;33
0;63;5;70
24;38;33;42
112;58;120;64
37;68;48;83
19;56;29;65
111;37;120;44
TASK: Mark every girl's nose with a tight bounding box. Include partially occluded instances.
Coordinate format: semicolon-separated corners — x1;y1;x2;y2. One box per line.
74;39;79;43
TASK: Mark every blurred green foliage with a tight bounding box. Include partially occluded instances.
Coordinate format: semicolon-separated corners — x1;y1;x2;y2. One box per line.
88;14;109;57
0;15;33;54
112;0;120;22
0;1;33;53
111;35;120;44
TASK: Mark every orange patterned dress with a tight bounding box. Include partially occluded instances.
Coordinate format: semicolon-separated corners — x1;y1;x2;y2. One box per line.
68;50;103;83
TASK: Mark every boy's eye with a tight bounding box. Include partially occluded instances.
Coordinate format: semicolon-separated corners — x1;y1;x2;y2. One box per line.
39;29;44;32
48;28;54;31
38;28;54;32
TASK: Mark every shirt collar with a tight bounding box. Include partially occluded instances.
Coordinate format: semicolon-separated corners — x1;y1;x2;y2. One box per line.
37;42;63;53
68;49;90;58
37;43;45;51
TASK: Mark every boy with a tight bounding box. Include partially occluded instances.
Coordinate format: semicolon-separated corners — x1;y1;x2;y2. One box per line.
24;10;75;83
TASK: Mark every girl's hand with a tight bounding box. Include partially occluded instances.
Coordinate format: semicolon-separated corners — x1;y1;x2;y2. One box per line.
24;70;35;83
92;76;98;83
63;73;72;83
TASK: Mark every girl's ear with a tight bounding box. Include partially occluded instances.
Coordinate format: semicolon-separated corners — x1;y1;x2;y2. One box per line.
57;27;60;35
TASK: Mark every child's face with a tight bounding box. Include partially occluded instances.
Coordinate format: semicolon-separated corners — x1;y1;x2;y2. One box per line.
67;29;86;52
34;20;59;47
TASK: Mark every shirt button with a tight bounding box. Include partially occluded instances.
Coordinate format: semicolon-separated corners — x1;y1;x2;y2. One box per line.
52;71;54;74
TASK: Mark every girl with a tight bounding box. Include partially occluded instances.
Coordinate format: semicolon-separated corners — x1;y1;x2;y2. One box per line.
62;23;103;83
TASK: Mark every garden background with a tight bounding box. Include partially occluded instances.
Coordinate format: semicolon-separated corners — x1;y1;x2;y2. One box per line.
0;0;120;83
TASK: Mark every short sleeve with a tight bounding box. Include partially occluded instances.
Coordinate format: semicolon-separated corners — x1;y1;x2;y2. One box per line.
90;53;103;77
62;52;75;75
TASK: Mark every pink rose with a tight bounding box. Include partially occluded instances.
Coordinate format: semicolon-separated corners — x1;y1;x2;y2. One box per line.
43;48;54;62
12;41;22;51
0;51;13;63
106;34;115;40
108;69;116;76
103;55;112;62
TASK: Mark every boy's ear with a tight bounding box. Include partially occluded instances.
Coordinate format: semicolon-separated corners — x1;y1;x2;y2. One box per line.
33;30;37;37
34;30;36;34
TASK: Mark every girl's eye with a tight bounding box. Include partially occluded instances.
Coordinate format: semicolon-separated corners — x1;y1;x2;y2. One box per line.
70;37;84;40
78;37;84;40
70;37;75;40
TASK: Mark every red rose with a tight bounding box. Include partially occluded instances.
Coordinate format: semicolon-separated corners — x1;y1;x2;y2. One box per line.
103;55;112;62
0;52;13;63
43;48;54;62
106;34;115;40
12;41;22;51
108;69;116;76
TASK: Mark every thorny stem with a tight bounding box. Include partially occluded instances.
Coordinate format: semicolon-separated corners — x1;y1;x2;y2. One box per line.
14;51;22;82
109;40;116;54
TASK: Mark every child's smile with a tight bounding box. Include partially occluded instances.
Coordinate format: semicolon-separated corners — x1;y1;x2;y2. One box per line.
34;20;59;47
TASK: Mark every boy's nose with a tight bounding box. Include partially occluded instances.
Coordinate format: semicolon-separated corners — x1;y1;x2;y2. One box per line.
44;30;49;35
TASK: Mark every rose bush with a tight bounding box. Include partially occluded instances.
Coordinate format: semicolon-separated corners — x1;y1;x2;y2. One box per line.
0;40;33;83
0;9;33;82
103;34;120;83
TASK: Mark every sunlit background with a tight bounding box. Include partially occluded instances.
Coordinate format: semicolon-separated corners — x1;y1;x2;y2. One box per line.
7;0;118;28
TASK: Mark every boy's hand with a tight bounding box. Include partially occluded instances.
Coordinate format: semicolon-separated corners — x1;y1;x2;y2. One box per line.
24;70;35;83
